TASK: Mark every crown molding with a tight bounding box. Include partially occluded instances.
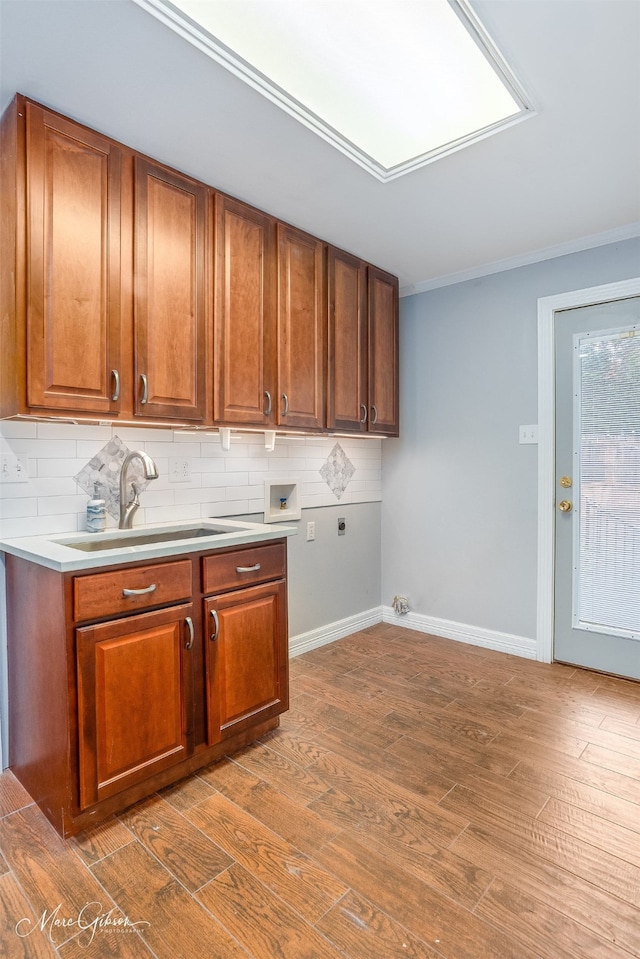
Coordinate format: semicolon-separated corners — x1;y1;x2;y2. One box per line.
400;222;640;297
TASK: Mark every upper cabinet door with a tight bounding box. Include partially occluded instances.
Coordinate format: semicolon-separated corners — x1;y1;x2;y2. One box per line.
134;158;207;421
368;266;399;436
276;224;326;431
26;103;123;414
213;195;276;426
327;247;367;432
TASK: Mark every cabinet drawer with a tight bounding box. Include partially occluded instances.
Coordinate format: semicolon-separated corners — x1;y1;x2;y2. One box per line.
202;542;285;595
73;560;192;622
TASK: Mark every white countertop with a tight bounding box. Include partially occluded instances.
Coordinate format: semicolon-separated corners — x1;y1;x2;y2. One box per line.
0;518;297;573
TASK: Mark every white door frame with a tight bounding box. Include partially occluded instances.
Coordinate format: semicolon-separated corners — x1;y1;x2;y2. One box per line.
536;277;640;662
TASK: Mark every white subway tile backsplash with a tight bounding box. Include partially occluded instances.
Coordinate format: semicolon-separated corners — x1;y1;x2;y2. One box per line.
36;459;87;477
11;439;77;458
226;458;268;472
115;427;174;443
0;514;80;538
0;422;381;538
0;421;38;438
193;458;225;474
0;498;38;519
36;423;111;441
214;500;249;516
38;494;88;516
144;504;197;524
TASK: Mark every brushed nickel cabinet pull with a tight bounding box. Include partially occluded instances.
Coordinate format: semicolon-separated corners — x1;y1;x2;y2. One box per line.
360;403;367;424
184;616;194;649
281;393;289;416
264;390;272;416
236;563;261;573
111;369;120;402
371;404;378;425
140;373;148;405
210;608;219;642
122;583;157;597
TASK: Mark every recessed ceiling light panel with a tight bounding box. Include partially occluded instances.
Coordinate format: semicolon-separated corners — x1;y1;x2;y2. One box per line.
133;0;535;181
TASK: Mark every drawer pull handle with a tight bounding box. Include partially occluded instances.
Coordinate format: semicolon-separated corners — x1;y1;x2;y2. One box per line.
236;563;261;573
140;373;149;405
122;584;157;597
264;390;272;416
281;393;289;417
210;608;219;642
111;369;120;402
184;616;194;649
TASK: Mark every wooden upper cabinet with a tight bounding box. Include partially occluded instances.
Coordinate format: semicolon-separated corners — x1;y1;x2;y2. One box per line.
25;102;123;414
134;157;208;421
276;223;326;430
213;194;276;426
327;247;368;432
368;265;399;436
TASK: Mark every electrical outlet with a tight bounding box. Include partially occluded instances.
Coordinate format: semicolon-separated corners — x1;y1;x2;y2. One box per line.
0;452;29;483
169;457;192;482
519;425;539;445
306;521;315;542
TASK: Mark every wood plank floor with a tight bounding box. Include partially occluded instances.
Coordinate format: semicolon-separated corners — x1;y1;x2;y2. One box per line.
1;622;639;959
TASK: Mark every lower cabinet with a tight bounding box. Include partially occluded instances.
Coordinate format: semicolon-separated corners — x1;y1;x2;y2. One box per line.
5;539;289;837
205;580;288;744
76;603;193;808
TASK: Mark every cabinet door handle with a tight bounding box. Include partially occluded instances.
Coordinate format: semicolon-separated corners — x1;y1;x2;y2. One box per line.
264;390;272;416
122;583;157;597
111;369;120;402
281;393;289;417
360;403;367;424
210;608;219;642
236;563;261;573
140;373;149;405
371;404;378;425
184;616;194;649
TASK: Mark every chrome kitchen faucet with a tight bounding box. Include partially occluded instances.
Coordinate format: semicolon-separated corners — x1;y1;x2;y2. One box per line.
118;450;159;529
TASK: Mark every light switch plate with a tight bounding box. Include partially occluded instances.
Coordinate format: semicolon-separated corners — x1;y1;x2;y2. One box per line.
0;452;29;483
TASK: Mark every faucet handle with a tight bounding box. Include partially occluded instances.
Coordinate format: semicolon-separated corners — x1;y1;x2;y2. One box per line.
129;482;141;507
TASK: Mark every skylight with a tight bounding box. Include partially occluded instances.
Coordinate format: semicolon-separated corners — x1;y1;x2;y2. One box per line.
134;0;534;181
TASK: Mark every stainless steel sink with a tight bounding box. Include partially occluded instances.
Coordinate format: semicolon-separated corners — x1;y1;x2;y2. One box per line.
62;525;227;552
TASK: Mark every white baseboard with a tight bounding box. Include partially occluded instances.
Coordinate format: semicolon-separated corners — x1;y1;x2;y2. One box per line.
381;606;537;660
289;606;383;658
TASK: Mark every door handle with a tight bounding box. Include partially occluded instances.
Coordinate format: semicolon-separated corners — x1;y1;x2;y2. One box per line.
184;616;194;649
140;373;148;405
111;369;120;402
558;500;573;512
264;390;272;416
281;393;289;417
210;608;219;642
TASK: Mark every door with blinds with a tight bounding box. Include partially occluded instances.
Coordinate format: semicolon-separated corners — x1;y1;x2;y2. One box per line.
554;296;640;679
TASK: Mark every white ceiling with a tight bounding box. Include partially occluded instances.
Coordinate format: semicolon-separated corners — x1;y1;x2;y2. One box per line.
1;0;639;295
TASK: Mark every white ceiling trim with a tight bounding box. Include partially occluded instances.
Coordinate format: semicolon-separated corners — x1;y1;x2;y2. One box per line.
400;222;640;298
132;0;535;183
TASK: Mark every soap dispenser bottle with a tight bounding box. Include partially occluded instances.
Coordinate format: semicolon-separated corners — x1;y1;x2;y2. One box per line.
87;482;106;533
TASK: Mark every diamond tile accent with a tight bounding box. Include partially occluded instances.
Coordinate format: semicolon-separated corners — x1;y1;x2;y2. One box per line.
74;435;152;520
319;442;355;500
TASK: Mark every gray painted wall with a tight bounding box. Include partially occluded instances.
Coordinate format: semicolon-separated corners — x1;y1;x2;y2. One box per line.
382;238;640;641
241;502;381;638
